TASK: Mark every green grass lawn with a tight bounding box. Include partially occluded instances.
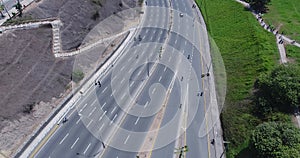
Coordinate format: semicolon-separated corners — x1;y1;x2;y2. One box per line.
263;0;300;42
195;0;279;157
286;44;300;65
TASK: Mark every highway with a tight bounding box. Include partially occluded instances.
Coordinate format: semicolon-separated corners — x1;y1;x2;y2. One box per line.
32;0;216;158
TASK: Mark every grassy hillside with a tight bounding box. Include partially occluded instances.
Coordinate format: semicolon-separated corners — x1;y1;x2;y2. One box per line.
263;0;300;42
286;45;300;64
195;0;279;157
262;0;300;68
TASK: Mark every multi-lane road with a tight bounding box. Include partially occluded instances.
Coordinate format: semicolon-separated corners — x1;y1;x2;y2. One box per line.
30;0;219;158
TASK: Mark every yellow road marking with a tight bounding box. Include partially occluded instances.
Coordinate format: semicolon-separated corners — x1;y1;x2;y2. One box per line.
139;77;176;158
191;3;211;157
29;124;59;158
98;43;164;158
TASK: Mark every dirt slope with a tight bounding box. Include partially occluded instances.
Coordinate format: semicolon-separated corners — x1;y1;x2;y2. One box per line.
0;0;138;156
26;0;136;50
0;27;73;129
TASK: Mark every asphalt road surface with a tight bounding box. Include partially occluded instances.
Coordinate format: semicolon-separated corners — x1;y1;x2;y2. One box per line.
33;0;215;158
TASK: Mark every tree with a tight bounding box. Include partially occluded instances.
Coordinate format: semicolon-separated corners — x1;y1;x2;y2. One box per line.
255;64;300;115
72;70;84;83
249;0;271;13
14;0;22;17
251;122;300;158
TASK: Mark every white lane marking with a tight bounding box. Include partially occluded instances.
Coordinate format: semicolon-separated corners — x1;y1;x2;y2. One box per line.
89;107;97;117
158;36;161;41
137;69;142;76
112;76;116;82
144;101;149;109
130;81;134;87
124;135;130;144
102;102;107;108
110;93;113;97
101;87;108;94
79;104;87;113
134;117;140;125
87;120;93;128
83;143;91;154
59;133;69;144
164;67;167;72
71;137;79;149
159;76;162;82
99;123;105;131
121;66;125;71
184;41;187;46
110;114;118;125
152;88;156;94
168;56;172;62
112;89;116;94
175;39;178;44
121;78;125;84
76;118;81;124
111;106;117;114
121;93;126;100
146;29;149;34
73;95;82;105
68;109;76;118
99;111;107;121
91;99;97;106
150;36;153;41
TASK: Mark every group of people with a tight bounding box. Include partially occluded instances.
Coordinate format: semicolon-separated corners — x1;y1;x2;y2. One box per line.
95;80;101;87
256;14;286;45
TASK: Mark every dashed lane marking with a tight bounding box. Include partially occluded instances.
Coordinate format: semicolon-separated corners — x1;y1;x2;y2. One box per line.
71;137;79;149
59;133;69;145
99;111;107;121
135;117;140;125
83;143;91;154
124;135;131;144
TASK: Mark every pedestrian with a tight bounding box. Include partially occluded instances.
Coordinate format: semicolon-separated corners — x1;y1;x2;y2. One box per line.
211;139;215;145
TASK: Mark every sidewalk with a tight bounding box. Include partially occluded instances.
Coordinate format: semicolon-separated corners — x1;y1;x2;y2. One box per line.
0;0;35;26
